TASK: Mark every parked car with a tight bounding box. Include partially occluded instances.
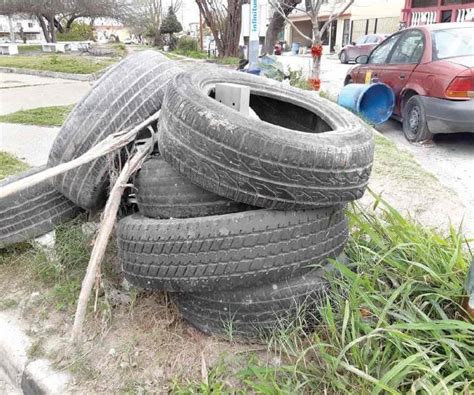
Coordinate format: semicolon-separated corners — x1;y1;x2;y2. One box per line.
339;34;387;64
344;23;474;142
124;37;138;45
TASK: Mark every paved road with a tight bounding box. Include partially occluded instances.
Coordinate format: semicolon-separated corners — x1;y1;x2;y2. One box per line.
0;73;91;165
0;72;91;115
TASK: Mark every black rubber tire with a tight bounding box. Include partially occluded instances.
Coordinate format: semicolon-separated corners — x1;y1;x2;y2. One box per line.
0;167;81;248
47;51;181;210
117;207;348;292
158;69;374;210
340;51;349;64
172;266;335;337
135;154;252;219
402;95;433;142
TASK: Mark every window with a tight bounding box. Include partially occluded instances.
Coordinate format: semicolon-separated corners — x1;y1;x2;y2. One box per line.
28;22;33;28
442;0;473;4
355;35;367;45
16;22;22;28
388;30;424;64
368;34;400;64
365;35;379;44
432;27;474;60
412;0;437;7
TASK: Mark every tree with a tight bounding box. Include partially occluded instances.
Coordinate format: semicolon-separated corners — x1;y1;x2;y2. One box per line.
194;0;242;57
123;0;163;46
268;0;354;90
263;0;301;55
160;6;182;49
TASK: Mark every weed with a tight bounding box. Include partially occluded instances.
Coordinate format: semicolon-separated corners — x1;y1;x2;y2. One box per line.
0;105;73;127
28;339;45;359
0;298;18;310
0;151;29;180
287;67;310;90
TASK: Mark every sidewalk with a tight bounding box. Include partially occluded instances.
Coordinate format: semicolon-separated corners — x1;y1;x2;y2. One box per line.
0;72;91;115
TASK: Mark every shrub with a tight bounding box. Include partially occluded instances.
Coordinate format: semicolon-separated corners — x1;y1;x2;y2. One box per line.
176;36;199;53
57;22;94;41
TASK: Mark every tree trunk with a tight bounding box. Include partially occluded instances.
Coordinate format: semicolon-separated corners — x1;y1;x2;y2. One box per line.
37;15;51;42
310;27;322;90
66;16;78;32
263;0;301;55
47;14;57;43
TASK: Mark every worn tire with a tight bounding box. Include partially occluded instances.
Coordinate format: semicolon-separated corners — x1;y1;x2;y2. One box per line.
135;155;252;219
47;51;181;210
0;167;81;248
158;69;374;210
117;206;348;292
172;266;335;337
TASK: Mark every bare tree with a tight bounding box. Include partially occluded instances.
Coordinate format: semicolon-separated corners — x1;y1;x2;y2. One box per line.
123;0;163;46
194;0;242;57
268;0;354;89
263;0;301;55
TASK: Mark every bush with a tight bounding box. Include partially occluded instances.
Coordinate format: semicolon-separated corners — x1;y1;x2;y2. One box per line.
176;36;199;53
57;22;94;41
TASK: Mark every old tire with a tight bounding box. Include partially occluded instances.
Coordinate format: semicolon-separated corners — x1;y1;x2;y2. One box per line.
402;95;433;142
0;167;81;248
47;51;181;210
135;155;252;219
117;207;348;292
172;266;334;337
158;69;374;210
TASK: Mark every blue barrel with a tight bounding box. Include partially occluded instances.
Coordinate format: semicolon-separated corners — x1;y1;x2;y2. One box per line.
338;83;395;125
246;69;261;75
291;42;301;55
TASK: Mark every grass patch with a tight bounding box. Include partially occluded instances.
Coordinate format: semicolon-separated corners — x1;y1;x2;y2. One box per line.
0;151;29;180
172;49;208;59
211;56;240;65
18;45;42;53
173;195;473;393
0;54;117;74
0;105;73;127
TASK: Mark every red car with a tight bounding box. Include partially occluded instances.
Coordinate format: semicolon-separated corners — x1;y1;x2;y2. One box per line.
339;34;387;64
344;23;474;142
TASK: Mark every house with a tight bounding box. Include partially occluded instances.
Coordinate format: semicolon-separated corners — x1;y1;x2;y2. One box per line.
0;15;43;42
286;0;405;53
401;0;474;26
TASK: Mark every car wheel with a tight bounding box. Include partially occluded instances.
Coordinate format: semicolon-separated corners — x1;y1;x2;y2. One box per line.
339;51;348;64
402;95;433;143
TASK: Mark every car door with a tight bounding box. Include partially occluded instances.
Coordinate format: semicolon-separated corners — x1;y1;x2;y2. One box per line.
346;35;367;61
361;35;380;56
381;29;425;115
354;33;402;83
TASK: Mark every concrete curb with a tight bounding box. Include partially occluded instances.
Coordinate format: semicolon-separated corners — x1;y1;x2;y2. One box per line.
0;313;71;394
0;66;105;81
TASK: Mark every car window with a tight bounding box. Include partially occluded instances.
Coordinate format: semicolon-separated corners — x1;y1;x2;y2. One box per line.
355;36;367;45
368;34;400;64
432;27;474;60
365;35;379;44
388;30;424;64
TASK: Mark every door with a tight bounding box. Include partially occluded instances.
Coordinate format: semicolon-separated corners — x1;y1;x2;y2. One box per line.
354;33;402;83
346;35;367;61
380;29;425;115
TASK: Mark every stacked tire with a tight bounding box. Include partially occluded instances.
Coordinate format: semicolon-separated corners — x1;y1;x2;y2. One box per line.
117;69;374;337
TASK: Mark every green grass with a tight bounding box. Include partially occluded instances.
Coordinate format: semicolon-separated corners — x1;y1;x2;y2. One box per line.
0;151;29;180
18;45;42;53
211;56;240;65
173;194;474;393
0;54;117;74
0;105;73;127
172;49;208;59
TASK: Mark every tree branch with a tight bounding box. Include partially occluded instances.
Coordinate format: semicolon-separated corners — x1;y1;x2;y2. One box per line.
268;0;312;41
320;0;354;35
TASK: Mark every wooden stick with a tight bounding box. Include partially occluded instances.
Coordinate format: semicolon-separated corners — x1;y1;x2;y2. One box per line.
0;111;160;199
70;139;153;343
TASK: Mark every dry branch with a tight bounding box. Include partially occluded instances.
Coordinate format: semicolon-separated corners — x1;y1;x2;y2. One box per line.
71;137;154;342
0;111;160;199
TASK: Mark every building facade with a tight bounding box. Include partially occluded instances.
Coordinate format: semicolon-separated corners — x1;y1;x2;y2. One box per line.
286;0;405;53
401;0;474;26
0;15;43;42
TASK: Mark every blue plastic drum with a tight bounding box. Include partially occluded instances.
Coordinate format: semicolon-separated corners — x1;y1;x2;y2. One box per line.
338;83;395;124
291;42;301;55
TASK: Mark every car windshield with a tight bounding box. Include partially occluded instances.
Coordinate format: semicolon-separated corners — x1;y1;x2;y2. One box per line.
432;27;474;60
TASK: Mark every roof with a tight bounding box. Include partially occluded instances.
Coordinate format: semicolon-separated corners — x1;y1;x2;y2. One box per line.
416;22;474;31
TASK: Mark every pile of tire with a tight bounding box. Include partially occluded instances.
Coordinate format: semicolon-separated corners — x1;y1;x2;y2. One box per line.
0;51;374;338
117;69;374;337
